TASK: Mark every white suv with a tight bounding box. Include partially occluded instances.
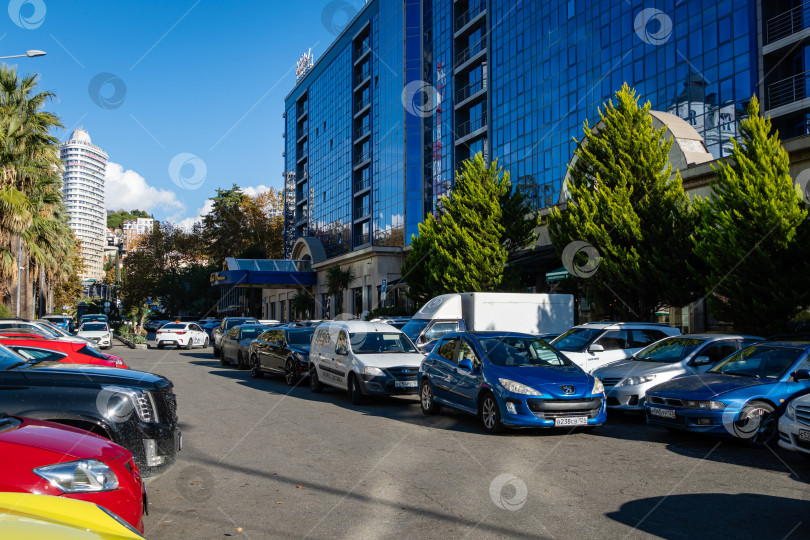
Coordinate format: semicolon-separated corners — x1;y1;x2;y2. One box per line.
550;322;681;373
308;321;424;404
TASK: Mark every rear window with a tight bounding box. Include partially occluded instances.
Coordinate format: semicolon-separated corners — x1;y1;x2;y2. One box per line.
83;323;108;331
161;324;186;330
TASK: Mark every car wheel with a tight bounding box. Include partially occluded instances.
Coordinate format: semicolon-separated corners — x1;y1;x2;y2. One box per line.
157;342;164;350
249;354;263;378
237;351;246;369
284;359;298;386
309;367;324;393
212;345;219;358
185;340;193;350
735;401;777;446
347;373;365;405
220;353;230;367
420;379;440;415
204;337;209;347
479;392;503;434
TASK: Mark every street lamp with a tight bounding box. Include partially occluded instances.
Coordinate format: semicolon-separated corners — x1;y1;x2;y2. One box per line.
0;50;46;60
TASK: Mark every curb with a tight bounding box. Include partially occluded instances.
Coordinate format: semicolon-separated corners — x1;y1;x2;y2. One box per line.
115;334;148;350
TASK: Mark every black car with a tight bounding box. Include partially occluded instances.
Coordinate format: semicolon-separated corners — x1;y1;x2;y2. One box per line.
212;317;259;357
0;343;179;477
220;324;268;368
249;327;316;385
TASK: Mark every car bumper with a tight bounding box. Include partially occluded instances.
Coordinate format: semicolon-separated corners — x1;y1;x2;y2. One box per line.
777;416;810;456
119;422;180;478
644;405;731;434
605;385;648;411
499;393;606;428
359;372;419;395
156;337;187;347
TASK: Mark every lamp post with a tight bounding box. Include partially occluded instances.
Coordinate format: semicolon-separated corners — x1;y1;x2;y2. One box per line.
6;49;46;318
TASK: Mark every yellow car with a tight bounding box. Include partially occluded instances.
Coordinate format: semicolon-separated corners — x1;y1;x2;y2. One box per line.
0;492;144;539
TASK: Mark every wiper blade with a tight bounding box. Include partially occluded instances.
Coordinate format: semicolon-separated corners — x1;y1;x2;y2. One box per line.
722;371;757;378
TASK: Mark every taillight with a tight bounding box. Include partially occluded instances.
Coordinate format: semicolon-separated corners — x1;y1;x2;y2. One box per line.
176;331;186;335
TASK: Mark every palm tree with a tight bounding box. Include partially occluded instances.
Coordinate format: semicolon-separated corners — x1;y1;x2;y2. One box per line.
325;265;357;317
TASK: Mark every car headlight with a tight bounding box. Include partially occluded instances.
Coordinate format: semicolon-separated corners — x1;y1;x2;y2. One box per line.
615;375;657;387
683;400;726;410
364;366;384;376
591;378;604;394
498;378;543;396
785;400;797;421
33;459;119;493
100;386;158;423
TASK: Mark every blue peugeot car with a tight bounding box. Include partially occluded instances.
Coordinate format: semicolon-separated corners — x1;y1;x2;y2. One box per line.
418;331;606;433
645;340;810;445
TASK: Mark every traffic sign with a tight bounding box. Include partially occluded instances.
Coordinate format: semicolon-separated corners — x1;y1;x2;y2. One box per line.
380;292;387;301
381;279;387;293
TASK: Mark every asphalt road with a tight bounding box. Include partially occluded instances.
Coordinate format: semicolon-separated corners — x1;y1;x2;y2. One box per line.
113;339;810;540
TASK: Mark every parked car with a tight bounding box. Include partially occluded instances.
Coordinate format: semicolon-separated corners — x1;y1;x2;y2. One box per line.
0;493;144;539
0;338;129;368
258;319;280;325
79;314;109;326
201;321;220;337
0;318;100;348
155;322;209;350
593;334;762;411
419;331;606;433
0;414;146;532
308;321;424;404
0;342;180;476
550;322;682;372
77;322;113;349
220;324;268;368
645;340;810;445
41;314;74;333
0;332;126;364
778;391;810;458
212;317;259;357
249;327;316;384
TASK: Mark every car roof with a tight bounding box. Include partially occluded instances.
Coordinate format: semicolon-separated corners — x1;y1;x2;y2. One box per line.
575;321;677;329
671;333;763;340
317;320;400;332
456;330;545;339
752;340;810;349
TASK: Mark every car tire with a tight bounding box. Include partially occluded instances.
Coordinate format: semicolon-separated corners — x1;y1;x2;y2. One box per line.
309;367;324;393
348;374;365;405
284;359;298;386
735;401;778;446
185;340;192;350
213;345;219;358
479;392;504;434
237;351;246;369
249;354;263;378
204;337;209;348
420;379;440;415
157;342;164;350
220;353;230;367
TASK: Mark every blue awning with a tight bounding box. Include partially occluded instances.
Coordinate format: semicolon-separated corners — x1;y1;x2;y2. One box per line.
210;258;316;288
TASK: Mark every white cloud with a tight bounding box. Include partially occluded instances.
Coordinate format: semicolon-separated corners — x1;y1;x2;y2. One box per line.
172;199;214;231
105;162;184;214
242;184;275;197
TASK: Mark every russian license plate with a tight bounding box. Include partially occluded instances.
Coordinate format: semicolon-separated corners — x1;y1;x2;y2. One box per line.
799;430;810;442
650;407;676;419
554;416;588;426
395;380;417;388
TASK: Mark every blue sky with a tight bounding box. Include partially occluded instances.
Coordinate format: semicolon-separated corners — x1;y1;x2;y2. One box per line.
1;0;364;226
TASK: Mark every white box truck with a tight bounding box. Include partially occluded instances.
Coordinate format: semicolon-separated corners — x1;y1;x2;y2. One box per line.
400;292;574;353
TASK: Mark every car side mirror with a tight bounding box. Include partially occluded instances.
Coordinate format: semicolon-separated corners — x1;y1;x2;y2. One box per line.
458;358;474;373
792;369;810;381
692;356;712;366
336;345;348;356
588;344;604;353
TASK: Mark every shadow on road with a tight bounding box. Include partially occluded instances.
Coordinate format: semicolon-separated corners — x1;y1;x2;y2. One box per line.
606;493;809;539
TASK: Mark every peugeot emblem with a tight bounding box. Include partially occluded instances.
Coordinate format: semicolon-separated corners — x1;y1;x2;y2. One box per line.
560;385;575;394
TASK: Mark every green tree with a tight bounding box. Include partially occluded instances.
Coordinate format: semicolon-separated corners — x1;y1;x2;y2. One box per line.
400;212;440;305
201;185;252;266
107;210;151;230
325;265;356;316
497;176;542;291
693;95;810;334
53;237;84;315
290;292;314;320
548;84;700;321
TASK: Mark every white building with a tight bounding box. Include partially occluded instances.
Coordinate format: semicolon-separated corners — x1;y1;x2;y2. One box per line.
60;129;109;281
122;218;156;252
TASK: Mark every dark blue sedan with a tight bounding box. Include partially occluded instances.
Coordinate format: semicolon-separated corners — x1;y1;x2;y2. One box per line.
645;340;810;445
418;331;606;433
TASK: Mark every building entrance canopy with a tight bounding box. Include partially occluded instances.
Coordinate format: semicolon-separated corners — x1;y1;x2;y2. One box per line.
210;258;316;288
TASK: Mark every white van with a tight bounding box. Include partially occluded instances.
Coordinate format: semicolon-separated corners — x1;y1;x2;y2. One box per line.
308;321;424;404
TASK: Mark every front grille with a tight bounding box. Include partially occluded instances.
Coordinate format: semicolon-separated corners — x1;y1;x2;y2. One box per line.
601;377;622;388
384;367;419;380
649;396;684;408
796;406;810;427
526;397;602;419
157;386;178;426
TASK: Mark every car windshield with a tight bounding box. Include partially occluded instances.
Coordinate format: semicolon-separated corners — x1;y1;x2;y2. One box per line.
0;343;25;369
82;323;108;331
288;329;315;346
550;328;603;352
349;332;418;353
480;337;572;367
400;319;429;342
709;346;803;379
226;318;258;330
161;324;186;330
633;337;705;363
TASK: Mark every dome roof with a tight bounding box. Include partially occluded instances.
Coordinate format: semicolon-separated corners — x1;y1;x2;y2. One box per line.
70;129;91;143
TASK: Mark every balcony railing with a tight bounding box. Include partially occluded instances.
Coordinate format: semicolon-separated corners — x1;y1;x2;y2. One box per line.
355;67;371;86
295;208;308;222
354;123;370;140
767;70;810;109
354;149;371;165
354;174;371;192
456;111;488;138
455;1;486;32
355;42;370;59
456;77;488;103
355;97;371;113
354;205;370;220
766;2;810;44
455;37;486;67
354;232;370;246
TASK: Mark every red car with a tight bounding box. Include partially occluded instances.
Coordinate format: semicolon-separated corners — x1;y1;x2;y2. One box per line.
0;414;147;532
0;336;129;369
0;331;128;364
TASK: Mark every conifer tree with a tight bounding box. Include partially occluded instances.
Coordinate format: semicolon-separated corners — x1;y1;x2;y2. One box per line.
400;212;440;305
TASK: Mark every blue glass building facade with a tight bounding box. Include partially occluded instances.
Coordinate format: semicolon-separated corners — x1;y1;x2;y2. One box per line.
284;1;779;260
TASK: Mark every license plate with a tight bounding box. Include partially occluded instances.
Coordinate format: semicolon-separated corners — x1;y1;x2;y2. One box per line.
395;380;417;388
650;407;676;419
799;430;810;442
554;416;587;426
